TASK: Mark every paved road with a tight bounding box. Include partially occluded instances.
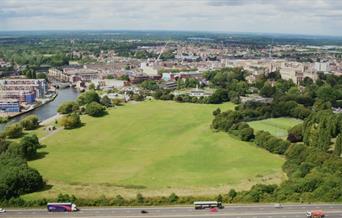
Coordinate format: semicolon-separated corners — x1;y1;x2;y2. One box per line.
1;204;342;218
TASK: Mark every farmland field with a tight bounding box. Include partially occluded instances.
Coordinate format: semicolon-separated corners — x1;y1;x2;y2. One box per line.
248;118;303;138
26;101;285;199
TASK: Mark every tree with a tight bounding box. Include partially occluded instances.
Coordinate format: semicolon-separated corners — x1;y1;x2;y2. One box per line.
112;99;124;106
317;118;332;152
313;99;332;111
60;113;81;129
57;101;79;114
8;134;41;160
228;189;237;202
141;80;159;91
0;155;44;200
301;77;313;86
208;89;229;104
0;137;9;154
287;123;303;143
20;115;39;130
100;96;112;107
239;127;254;141
212;108;221;116
136;193;144;204
112;195;125;206
85;102;106;117
316;84;338;103
132;94;145;101
168;193;179;203
77;91;100;105
36;73;47;79
260;83;276;97
88;83;96;90
217;194;223;203
334;134;342;157
5;123;23;139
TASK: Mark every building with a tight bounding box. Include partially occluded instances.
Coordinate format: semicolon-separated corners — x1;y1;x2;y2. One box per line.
64;67;99;82
240;95;273;104
159;81;177;90
189;87;211;98
48;68;69;82
0;79;48;98
91;79;126;90
0;99;20;112
140;62;159;76
279;62;317;84
314;62;330;73
162;73;176;81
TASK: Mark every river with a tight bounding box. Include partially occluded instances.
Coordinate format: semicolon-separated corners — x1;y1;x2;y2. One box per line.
0;87;79;131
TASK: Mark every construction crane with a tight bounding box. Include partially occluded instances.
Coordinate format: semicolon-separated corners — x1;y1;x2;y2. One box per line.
155;41;170;64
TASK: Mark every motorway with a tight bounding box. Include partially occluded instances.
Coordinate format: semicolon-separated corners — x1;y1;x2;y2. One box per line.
1;204;342;218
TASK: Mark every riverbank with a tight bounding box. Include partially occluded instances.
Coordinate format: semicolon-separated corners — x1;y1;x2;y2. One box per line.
0;87;80;132
40;113;62;125
1;92;58;120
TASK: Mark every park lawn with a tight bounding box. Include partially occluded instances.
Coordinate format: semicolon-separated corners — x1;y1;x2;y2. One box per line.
248;118;303;138
25;101;285;199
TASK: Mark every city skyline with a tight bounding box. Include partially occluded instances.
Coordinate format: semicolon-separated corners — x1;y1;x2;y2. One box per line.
0;0;342;36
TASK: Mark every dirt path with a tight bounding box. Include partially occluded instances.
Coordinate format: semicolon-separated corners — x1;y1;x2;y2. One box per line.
39;127;63;142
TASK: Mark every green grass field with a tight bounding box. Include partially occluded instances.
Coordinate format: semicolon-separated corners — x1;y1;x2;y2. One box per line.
25;101;285;199
248;118;302;138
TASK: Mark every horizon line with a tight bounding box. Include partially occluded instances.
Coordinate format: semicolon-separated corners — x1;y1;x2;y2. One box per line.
0;29;341;38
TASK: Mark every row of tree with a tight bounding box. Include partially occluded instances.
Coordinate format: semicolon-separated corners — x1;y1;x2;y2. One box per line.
4;115;40;139
211;109;255;142
0;133;44;201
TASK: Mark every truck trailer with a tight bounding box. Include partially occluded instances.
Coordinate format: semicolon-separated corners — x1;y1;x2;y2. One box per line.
47;203;78;212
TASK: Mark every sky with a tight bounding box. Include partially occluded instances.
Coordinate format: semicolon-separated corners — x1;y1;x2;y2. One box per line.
0;0;342;36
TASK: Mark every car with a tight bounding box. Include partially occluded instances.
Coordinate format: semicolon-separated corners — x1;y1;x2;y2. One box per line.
140;210;148;214
0;208;6;213
210;207;218;213
274;203;283;208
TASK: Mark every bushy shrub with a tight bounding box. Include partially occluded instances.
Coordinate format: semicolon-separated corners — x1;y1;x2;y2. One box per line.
5;123;23;139
255;131;290;154
20;115;40;130
287;123;303;143
60;113;81;129
85;102;106;117
77;91;100;105
0;154;44;200
7;134;41;160
57;101;79;114
100;96;112;107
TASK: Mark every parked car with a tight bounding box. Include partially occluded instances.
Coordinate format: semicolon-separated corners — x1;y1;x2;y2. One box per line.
0;208;6;213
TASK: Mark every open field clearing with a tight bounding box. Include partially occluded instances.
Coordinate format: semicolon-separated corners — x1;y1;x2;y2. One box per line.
248;118;303;138
26;101;285;199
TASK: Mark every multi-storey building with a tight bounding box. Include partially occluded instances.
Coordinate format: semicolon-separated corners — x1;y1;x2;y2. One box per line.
0;99;20;112
0;90;36;104
0;79;48;98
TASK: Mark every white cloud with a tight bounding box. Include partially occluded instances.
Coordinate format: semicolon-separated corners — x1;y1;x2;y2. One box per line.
0;0;341;36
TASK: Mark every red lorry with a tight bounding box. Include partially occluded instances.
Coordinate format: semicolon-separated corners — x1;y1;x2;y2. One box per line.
306;210;325;218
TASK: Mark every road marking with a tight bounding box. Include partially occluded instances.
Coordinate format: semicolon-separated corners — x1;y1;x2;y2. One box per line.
83;210;342;218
